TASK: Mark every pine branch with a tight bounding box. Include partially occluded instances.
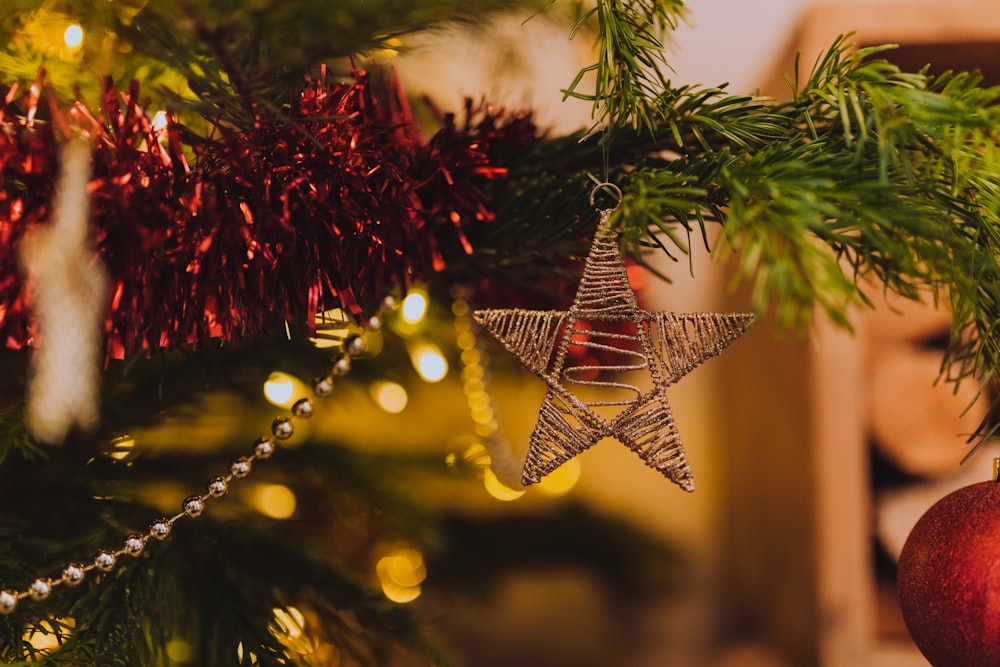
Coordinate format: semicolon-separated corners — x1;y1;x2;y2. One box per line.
560;0;688;134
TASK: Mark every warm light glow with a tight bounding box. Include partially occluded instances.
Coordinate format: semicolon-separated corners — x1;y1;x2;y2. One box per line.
401;291;428;323
63;24;83;49
271;606;305;639
380;580;422;604
107;435;135;461
166;638;193;663
484;468;526;501
371;381;408;413
535;459;582;496
151;110;169;133
411;343;448;382
249;483;297;519
263;371;295;407
462;443;491;469
23;619;73;651
376;546;426;603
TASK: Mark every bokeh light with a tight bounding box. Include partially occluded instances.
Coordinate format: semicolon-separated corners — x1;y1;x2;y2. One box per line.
410;343;448;382
249;483;297;519
401;290;428;324
371;380;408;413
376;546;426;603
63;24;83;49
483;468;526;501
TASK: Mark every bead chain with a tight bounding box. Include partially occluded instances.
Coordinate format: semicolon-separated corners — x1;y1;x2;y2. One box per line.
0;299;395;616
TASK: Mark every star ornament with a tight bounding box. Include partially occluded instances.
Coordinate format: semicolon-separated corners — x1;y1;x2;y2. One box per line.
474;192;753;491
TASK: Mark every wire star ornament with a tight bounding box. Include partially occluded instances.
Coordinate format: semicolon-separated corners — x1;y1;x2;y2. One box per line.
473;185;754;491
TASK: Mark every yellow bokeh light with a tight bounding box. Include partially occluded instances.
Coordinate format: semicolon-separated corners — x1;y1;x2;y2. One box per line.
151;110;169;133
371;381;408;413
376;546;426;604
271;606;305;639
63;24;83;49
535;458;582;497
23;618;73;651
249;484;297;519
166;638;193;663
411;343;448;382
380;580;422;604
264;371;304;408
107;435;135;461
484;468;525;501
401;291;428;324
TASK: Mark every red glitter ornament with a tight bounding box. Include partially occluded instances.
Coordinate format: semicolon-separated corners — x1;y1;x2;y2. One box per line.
897;477;1000;666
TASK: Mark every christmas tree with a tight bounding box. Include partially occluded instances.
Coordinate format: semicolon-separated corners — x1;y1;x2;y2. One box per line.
2;1;1000;665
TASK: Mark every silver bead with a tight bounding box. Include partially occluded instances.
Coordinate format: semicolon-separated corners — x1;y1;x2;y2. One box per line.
330;354;351;377
379;295;397;313
231;456;252;478
253;437;275;459
0;590;16;615
182;495;205;518
94;550;116;571
364;315;382;332
62;563;85;586
28;578;52;601
343;334;366;357
207;476;228;497
149;519;172;541
124;534;145;557
291;397;314;419
312;375;334;397
271;417;293;440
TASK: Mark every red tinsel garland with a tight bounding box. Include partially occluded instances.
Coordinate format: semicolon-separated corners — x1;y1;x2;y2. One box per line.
0;68;539;360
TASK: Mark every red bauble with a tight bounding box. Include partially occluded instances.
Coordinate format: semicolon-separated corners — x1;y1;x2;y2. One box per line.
897;480;1000;666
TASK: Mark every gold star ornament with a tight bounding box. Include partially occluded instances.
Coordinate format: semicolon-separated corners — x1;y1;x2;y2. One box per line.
473;186;753;491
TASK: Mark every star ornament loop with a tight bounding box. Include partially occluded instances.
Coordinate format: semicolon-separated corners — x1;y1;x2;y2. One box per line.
473;201;753;492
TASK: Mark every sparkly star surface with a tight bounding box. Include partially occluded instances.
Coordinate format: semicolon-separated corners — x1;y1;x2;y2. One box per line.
474;209;753;491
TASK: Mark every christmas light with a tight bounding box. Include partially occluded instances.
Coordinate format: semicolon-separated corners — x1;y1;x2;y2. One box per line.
165;639;193;663
483;468;525;502
271;606;305;639
63;24;83;49
401;290;428;323
410;343;448;382
376;547;425;603
535;458;582;496
371;381;408;413
249;483;297;519
263;372;296;407
107;435;136;461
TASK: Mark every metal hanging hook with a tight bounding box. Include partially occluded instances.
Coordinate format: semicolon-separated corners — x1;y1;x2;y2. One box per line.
589;182;622;211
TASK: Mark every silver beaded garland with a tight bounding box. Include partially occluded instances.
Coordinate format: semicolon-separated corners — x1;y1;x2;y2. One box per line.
253;437;275;459
207;476;228;497
271;417;294;440
312;375;334;397
0;301;367;614
330;354;351;377
343;333;366;357
149;519;172;541
28;578;52;601
291;397;314;419
231;457;252;478
182;495;205;518
94;550;116;572
0;590;16;614
124;534;146;557
62;563;85;586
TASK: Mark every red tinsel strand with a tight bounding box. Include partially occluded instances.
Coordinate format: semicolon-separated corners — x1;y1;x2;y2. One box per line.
0;70;542;358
